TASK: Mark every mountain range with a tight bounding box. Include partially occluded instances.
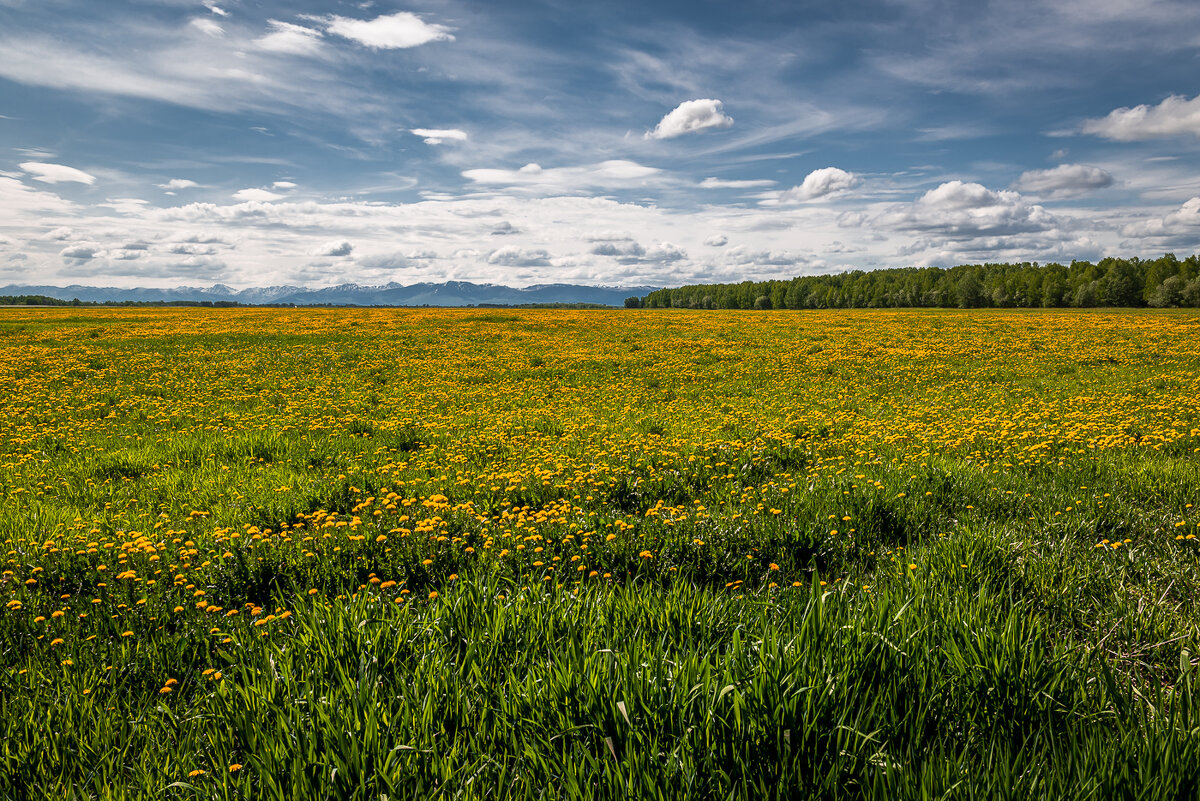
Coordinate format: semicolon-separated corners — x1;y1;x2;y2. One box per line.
0;281;661;307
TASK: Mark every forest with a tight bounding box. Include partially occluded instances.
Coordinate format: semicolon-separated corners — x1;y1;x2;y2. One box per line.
633;253;1200;310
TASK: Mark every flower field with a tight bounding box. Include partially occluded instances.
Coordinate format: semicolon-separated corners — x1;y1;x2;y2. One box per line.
3;307;1200;799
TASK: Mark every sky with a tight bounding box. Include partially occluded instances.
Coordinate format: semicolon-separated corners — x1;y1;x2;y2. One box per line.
1;0;1200;290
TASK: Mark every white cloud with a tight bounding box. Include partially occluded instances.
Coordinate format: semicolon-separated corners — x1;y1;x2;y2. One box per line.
204;3;228;17
645;99;734;140
1120;197;1200;239
42;227;75;241
272;181;297;189
487;247;552;267
1012;164;1114;198
159;178;199;190
322;12;454;50
255;21;323;55
1082;94;1200;141
877;181;1059;238
462;160;663;192
700;177;775;189
768;167;860;204
232;188;284;202
314;240;353;257
704;234;728;247
189;18;224;37
20;162;96;185
411;128;468;145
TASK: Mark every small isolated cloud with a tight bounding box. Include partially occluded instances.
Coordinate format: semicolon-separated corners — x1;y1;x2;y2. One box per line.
204;3;228;17
41;226;75;241
1013;164;1113;198
878;181;1057;238
256;21;324;55
410;128;467;145
487;247;551;267
159;178;198;190
590;240;686;264
314;240;353;257
699;177;776;189
771;167;860;203
704;234;728;247
232;188;284;202
463;160;662;192
1082;94;1200;141
189;17;224;37
645;99;733;140
272;181;297;189
20;162;96;185
60;243;100;260
491;221;519;235
323;12;454;49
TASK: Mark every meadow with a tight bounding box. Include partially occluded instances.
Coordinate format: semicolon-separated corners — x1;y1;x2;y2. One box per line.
2;307;1200;800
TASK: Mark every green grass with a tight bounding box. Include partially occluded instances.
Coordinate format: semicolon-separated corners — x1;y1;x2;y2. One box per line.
2;307;1200;799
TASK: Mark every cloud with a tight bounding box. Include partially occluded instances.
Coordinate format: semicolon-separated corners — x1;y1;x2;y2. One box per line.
272;181;297;189
1082;94;1200;141
60;243;101;260
491;221;519;235
42;227;75;241
645;99;734;140
322;12;454;50
203;3;228;17
590;240;686;264
1120;197;1200;239
462;160;663;192
189;18;224;38
770;168;860;204
20;162;96;185
700;177;776;189
877;181;1058;238
158;179;199;190
487;247;552;267
255;20;323;55
314;240;353;257
411;128;468;145
232;188;284;202
1012;164;1114;198
704;234;728;247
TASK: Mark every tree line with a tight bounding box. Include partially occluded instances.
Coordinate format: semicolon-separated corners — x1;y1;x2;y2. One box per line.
628;253;1200;310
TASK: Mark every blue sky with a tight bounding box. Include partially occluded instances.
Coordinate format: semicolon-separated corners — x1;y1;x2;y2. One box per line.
2;0;1200;288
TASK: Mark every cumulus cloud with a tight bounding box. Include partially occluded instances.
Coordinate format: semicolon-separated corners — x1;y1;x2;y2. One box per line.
159;178;199;190
1012;164;1114;198
255;20;323;55
645;99;733;140
410;128;468;145
1120;197;1200;239
314;240;353;257
491;221;519;235
463;160;663;192
487;247;552;267
704;234;728;247
232;188;284;202
322;12;454;49
20;162;96;185
590;240;686;264
60;243;100;260
1082;94;1200;141
42;227;75;241
878;181;1058;238
770;168;860;204
700;177;775;189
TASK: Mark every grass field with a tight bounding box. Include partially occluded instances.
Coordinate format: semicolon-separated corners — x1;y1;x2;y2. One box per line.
3;307;1200;799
